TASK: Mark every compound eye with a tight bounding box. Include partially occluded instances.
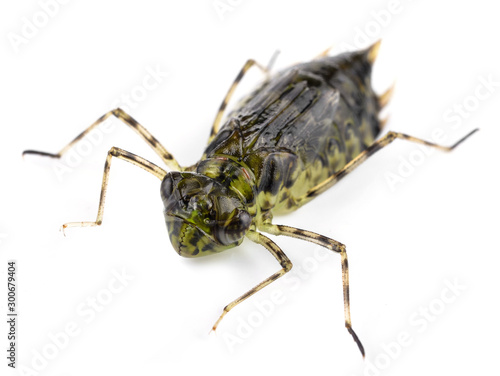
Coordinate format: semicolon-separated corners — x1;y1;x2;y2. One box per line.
213;209;252;246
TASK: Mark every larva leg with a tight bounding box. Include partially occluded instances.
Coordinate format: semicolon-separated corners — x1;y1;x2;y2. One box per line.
208;59;270;142
211;230;292;331
23;108;181;171
61;147;166;233
259;223;365;357
301;129;479;202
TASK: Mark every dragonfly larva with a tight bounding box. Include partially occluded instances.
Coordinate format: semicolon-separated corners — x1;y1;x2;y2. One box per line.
24;41;477;356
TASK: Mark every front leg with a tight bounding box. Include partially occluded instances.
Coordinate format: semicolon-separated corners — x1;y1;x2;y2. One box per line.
259;223;365;357
211;230;292;331
62;147;166;233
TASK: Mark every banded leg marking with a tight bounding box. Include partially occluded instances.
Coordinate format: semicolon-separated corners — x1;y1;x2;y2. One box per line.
302;129;479;201
260;223;365;357
23;108;181;171
209;59;269;142
211;230;292;331
61;147;166;233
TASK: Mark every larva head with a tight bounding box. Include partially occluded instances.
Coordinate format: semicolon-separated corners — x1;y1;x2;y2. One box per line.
160;172;252;257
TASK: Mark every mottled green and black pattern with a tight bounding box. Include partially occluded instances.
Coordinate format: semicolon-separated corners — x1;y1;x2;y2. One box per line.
161;46;382;257
161;170;252;257
202;47;381;214
24;41;477;356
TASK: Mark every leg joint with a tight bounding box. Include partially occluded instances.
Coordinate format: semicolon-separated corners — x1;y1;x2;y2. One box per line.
108;147;120;157
283;261;293;272
112;108;124;117
386;131;397;140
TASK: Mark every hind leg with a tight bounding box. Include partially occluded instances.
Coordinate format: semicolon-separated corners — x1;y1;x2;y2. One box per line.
299;129;479;202
208;59;270;142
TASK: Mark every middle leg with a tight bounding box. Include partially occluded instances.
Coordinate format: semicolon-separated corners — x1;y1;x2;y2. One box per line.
23;108;182;171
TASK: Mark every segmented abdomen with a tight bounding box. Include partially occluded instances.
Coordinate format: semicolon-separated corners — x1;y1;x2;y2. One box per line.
202;47;382;215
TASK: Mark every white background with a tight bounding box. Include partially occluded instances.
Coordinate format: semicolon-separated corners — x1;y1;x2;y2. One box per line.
1;1;499;375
